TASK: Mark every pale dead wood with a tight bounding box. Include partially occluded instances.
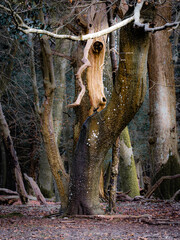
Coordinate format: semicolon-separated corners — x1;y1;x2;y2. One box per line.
67;39;93;108
24;173;47;205
145;174;180;198
116;192;133;201
0;194;53;204
0;1;147;40
0;188;18;195
1;0;179;40
73;214;152;221
171;189;180;201
141;218;180;225
0;195;19;205
0;103;28;204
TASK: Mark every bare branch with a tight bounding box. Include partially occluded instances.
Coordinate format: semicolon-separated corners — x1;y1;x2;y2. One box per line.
145;174;180;198
171;189;180;201
51;50;74;62
0;1;179;40
135;21;180;33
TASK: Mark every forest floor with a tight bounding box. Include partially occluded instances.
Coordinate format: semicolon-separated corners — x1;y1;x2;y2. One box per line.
0;200;179;240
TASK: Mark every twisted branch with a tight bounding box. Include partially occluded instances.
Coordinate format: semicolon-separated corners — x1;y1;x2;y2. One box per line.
67;39;93;108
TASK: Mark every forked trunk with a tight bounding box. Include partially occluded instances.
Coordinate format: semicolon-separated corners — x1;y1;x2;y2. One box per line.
67;22;150;215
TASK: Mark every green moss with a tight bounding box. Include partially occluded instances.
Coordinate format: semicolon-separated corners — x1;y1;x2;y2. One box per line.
120;127;131;148
40;186;54;198
153;156;180;199
119;155;140;197
0;212;24;218
119;127;140;197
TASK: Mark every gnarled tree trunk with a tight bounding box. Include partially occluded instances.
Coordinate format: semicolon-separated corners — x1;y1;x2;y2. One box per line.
67;21;150;215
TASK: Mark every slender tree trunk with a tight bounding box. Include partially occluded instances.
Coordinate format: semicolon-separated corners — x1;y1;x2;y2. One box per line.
0;103;28;204
108;137;120;213
148;1;180;198
119;127;140;197
39;36;69;209
53;38;70;145
28;32;69;209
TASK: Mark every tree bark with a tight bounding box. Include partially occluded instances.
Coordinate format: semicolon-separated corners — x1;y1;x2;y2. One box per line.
148;0;180;198
39;36;69;210
0;103;28;204
67;21;150;215
24;173;47;205
119;127;140;197
108;137;120;213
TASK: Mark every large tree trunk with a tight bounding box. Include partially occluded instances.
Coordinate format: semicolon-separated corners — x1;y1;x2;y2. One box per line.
67;21;150;215
148;1;180;198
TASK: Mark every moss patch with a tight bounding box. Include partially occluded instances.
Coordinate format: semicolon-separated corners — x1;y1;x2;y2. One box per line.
40;186;54;198
153;156;180;199
0;212;24;218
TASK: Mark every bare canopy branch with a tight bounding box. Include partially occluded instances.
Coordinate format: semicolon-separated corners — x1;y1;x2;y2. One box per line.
0;1;179;41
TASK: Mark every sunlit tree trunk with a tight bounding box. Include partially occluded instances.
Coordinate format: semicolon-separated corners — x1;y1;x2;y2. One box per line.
148;1;180;198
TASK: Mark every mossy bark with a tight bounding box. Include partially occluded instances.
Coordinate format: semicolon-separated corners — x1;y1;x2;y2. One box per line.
38;150;54;198
119;127;140;197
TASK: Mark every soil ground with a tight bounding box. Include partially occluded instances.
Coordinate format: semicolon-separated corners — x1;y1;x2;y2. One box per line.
0;200;179;240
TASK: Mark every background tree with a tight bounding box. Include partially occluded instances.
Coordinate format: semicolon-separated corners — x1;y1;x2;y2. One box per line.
148;0;180;198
